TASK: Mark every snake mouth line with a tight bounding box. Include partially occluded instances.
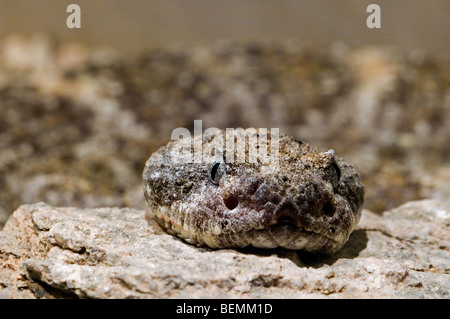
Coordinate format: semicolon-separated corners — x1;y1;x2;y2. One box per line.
253;222;342;245
151;205;344;248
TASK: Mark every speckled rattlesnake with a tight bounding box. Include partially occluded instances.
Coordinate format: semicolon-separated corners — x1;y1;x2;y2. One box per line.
143;129;364;253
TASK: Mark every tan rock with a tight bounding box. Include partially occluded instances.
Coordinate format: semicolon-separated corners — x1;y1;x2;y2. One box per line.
0;200;449;298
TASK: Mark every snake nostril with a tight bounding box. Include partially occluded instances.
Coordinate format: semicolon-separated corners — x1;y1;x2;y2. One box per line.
322;202;335;216
224;195;239;210
248;180;260;195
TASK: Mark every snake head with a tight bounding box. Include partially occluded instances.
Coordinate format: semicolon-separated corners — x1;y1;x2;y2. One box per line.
143;129;364;254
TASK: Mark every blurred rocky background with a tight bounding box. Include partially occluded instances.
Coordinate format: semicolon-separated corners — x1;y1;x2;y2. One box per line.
1;1;448;59
0;1;449;228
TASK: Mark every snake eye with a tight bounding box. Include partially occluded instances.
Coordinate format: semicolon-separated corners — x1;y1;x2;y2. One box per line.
332;161;341;181
331;160;341;188
209;162;225;185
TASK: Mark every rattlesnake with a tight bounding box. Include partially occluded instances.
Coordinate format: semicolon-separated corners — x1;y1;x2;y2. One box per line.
143;129;364;253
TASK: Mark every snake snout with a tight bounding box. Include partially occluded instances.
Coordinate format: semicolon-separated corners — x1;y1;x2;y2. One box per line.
273;203;301;227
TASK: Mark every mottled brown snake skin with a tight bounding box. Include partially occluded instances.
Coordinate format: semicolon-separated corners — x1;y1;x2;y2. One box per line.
143;129;364;253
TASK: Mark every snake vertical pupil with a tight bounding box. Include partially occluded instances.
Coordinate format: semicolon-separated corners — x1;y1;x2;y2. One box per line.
332;161;341;183
210;162;221;184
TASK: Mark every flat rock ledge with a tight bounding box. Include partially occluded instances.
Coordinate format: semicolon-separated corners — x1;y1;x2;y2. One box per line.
0;200;449;299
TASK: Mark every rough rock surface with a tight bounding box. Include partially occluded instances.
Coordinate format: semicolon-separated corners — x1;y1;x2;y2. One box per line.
1;200;448;298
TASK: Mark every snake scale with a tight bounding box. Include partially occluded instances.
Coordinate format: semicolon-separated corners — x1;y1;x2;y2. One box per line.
143;129;364;253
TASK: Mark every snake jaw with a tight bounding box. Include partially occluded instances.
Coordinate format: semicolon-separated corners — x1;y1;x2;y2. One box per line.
149;190;358;253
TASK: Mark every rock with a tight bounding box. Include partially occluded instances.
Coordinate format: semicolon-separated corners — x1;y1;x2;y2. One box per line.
0;200;449;298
